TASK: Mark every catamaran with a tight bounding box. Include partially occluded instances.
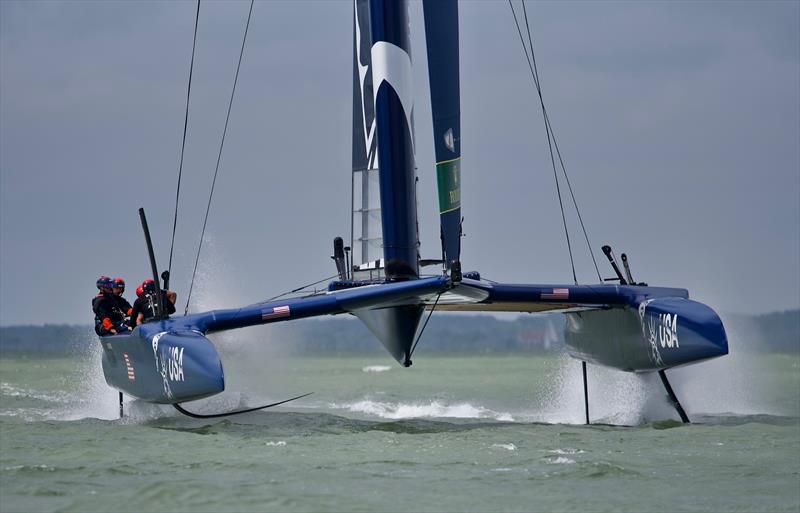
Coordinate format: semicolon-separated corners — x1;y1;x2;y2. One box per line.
98;0;728;424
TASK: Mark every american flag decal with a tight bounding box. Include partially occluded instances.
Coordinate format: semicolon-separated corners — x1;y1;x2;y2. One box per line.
541;288;570;300
262;305;291;321
123;352;135;381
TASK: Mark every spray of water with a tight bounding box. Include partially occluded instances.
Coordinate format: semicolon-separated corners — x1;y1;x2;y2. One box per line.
533;312;786;425
668;313;784;416
532;353;671;425
58;327;120;421
179;235;304;414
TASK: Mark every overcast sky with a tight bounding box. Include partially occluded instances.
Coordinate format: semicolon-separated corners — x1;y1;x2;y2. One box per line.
1;0;798;326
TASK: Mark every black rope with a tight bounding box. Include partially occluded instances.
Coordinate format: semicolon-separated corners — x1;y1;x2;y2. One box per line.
520;1;601;283
409;293;442;358
264;273;340;302
509;0;576;285
545;111;602;282
509;1;602;284
168;0;201;283
185;0;255;315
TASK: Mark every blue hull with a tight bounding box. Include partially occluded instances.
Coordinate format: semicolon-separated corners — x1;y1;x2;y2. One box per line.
565;297;728;372
99;325;224;404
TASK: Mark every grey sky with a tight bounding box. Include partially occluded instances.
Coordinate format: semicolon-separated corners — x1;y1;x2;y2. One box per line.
1;0;798;326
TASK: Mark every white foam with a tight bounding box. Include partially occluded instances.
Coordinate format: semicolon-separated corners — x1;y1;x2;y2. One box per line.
533;353;673;425
491;443;517;451
547;456;576;465
265;441;286;447
1;383;69;403
549;448;585;455
362;365;392;373
332;399;514;421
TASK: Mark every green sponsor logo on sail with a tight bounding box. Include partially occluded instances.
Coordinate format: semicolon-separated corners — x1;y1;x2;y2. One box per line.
436;158;461;214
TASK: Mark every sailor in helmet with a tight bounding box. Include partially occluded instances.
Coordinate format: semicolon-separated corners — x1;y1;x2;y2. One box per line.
111;277;134;327
92;276;131;336
130;279;177;327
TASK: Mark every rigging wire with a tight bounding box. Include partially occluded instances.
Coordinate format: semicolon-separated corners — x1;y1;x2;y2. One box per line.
509;0;602;284
264;273;340;302
545;111;602;282
508;0;575;284
408;293;442;360
168;0;201;283
185;0;255;315
520;1;602;283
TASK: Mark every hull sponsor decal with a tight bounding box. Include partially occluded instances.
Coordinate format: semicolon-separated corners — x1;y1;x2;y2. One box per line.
639;299;680;366
150;331;185;400
436;158;461;214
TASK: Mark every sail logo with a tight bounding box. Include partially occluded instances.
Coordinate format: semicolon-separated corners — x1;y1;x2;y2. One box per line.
638;300;663;366
354;0;378;169
436;159;461;213
444;128;455;153
371;41;414;145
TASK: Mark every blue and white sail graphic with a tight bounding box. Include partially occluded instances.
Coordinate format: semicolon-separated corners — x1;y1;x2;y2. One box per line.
368;0;418;280
351;0;383;270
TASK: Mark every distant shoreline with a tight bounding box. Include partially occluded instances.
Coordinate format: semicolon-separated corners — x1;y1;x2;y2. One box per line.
1;311;797;356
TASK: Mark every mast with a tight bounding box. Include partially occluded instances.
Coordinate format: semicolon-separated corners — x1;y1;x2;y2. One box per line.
369;0;419;280
423;0;462;281
351;0;424;367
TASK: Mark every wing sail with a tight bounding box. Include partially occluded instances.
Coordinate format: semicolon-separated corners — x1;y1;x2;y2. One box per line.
423;0;462;276
351;0;383;273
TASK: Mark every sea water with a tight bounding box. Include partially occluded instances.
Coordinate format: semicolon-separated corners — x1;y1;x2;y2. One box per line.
1;339;798;512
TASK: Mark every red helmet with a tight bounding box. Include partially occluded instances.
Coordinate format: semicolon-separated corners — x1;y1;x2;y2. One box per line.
113;278;125;290
142;279;155;293
135;285;144;297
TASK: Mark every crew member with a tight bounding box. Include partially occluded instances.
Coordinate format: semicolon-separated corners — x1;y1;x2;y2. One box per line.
91;276;112;321
130;279;177;327
129;284;146;328
111;277;133;327
92;276;129;336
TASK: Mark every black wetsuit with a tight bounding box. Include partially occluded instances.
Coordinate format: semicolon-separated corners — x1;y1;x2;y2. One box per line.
130;291;176;327
113;295;132;318
93;293;129;336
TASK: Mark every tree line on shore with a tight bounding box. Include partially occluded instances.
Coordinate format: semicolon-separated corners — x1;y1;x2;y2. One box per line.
0;310;797;356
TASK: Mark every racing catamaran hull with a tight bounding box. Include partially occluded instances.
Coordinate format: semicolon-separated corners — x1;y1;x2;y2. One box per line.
100;327;224;404
565;297;728;372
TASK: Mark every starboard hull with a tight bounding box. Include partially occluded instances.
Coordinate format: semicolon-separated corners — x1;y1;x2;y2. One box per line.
565;297;728;372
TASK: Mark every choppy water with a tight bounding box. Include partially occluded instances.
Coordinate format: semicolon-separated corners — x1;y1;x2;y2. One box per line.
1;335;798;512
